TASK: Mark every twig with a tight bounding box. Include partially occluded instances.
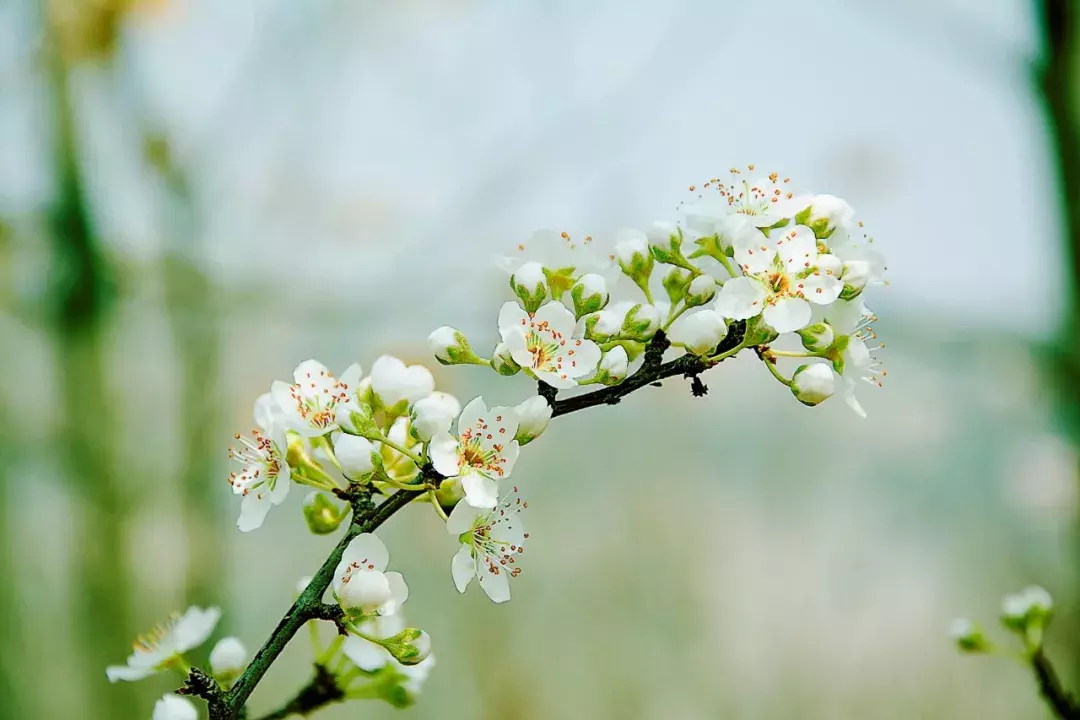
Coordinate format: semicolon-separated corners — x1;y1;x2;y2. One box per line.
1032;649;1080;720
196;323;750;718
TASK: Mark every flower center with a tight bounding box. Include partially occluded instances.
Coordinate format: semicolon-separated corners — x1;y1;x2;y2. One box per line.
768;271;790;295
525;330;559;371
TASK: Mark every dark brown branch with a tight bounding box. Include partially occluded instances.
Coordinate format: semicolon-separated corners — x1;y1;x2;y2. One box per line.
1033;649;1080;720
249;665;345;720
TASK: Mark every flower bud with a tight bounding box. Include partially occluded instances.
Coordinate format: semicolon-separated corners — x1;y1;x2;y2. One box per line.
514;396;552;446
647;222;685;265
614;229;654;288
790;363;836;406
383;628;433;666
839;260;871;300
949;618;989;654
370;356;435;414
1001;585;1054;633
797;322;834;353
153;694;198;720
210;637;248;679
593;345;629;385
339;570;392;613
427;326;481;366
410;392;461;442
797;194;854;239
685;275;717;307
304;492;347;534
583;309;625;342
620;304;661;340
490;342;521;376
669;310;726;355
510;261;547;312
570;273;609;318
662;267;693;305
335;433;378;478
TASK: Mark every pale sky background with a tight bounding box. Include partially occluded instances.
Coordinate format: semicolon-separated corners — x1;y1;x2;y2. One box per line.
0;0;1062;335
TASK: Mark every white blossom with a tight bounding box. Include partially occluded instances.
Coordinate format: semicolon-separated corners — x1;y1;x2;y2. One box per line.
597;345;629;383
106;606;221;682
410;392;462;442
513;396;552;446
669;310;727;355
495;228;612;278
448;486;527;603
430;397;519;509
332;431;378;478
153;695;197;720
679;167;811;240
498;301;602;388
686;274;717;306
714;225;842;332
271;360;362;437
802;194;855;238
228;393;292;532
790;363;836;406
369;356;435;410
822;299;885;418
209;637;248;677
333;533;408;616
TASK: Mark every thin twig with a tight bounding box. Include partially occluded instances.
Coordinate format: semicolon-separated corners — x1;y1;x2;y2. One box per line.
1032;649;1080;720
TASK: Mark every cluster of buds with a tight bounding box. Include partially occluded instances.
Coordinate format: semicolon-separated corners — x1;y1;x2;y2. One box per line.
106;168;890;717
950;585;1055;656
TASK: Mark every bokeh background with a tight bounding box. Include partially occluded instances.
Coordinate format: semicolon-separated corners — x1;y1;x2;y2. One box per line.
2;0;1079;717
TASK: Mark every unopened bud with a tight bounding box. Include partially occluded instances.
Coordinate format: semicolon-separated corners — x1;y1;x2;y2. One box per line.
583;309;625;342
304;492;346;534
490;342;521;376
839;260;871;300
593;345;629;385
797;194;854;239
647;221;687;266
339;570;392;614
614;229;654;289
210;637;248;679
153;695;198;720
620;304;661;340
685;275;717;307
334;433;378;478
662;267;693;305
949;618;989;654
669;310;726;355
510;262;547;312
514;396;552;446
1001;585;1054;633
383;628;433;666
797;322;835;353
790;363;836;406
427;326;481;365
410;392;461;442
570;273;609;318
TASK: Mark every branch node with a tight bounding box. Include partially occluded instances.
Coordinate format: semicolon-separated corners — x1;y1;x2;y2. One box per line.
177;667;228;717
689;376;708;397
537;380;558;405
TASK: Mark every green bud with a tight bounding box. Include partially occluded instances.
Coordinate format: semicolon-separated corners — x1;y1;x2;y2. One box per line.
382;628;432;666
797;322;834;353
662;267;693;305
544;266;577;300
583;310;623;343
690;233;727;263
490;342;521;376
427;326;482;365
510;262;547;313
614;230;654;292
340;402;379;437
949;618;990;654
303;492;346;534
685;275;717;307
570;273;609;318
620;304;661;341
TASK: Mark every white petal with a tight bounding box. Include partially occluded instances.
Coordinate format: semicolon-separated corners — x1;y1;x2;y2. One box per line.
533;300;576;339
174;606;221;652
457;396;487;435
498;301;530;339
253;393;282;432
381;571;409;615
801;272;843;305
293;359;330;385
269;468;291;505
429;432;460;477
451;546;474;593
763;297;812;333
568;338;601;378
504;328;533;369
338;363;363;393
106;664;157;683
732;227;775;275
342;636;390;671
843;379;867;418
535;368;577;389
446;500;482;536
777;225;817;274
237;492;273;532
492;440;519;479
713;277;766;320
478;562;511;603
462;472;498;509
342;533;390;573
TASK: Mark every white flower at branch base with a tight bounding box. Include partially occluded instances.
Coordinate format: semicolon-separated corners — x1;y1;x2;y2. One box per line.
106;606;221;682
334;533;409;616
499;301;602;388
229;393;292;532
410;392;462;442
427;326;481;366
669;310;727;355
153;695;197;720
369;356;435;413
790;363;836;406
430;396;519;508
209;637;248;678
272;360;362;437
513;396;552;446
448;485;527;603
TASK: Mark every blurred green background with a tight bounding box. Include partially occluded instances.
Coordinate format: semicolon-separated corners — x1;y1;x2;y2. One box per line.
3;0;1080;717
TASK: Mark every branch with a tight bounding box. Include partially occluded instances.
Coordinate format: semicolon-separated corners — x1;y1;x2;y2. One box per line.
205;322;751;718
1032;649;1080;720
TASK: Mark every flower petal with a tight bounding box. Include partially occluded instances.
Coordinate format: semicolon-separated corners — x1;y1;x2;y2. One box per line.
451;546;474;593
498;302;530;341
237;492;272;532
381;571;409;615
446;500;482;536
713;277;766;320
732;227;775;275
175;606;221;652
777;225;817;275
342;533;390;573
429;432;460;477
763;297;812;333
457;396;487;435
568;338;601;378
478;562;511;603
533;300;576;339
106;664;158;683
462;472;498;509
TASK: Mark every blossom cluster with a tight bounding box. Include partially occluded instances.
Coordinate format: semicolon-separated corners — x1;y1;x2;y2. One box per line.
950;585;1055;656
105;168;888;717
